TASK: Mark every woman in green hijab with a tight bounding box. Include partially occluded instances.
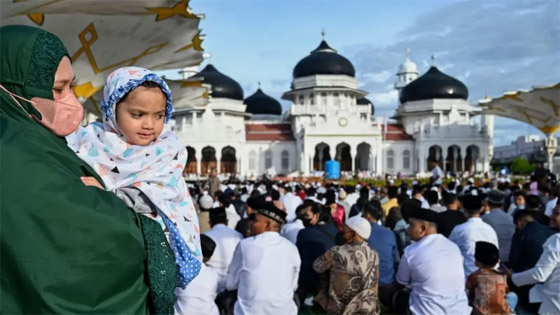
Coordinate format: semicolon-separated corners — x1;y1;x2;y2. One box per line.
0;25;175;314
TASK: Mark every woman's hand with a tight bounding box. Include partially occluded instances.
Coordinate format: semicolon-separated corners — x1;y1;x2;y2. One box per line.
81;176;104;189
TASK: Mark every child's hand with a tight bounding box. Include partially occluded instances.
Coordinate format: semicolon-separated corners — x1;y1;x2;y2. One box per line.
81;176;104;189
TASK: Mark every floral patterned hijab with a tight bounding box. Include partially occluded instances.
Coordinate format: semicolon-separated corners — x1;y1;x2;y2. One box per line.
67;67;201;288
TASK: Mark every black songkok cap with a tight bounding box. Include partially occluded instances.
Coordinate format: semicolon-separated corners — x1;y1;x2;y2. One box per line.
256;202;287;224
200;234;216;259
209;207;227;222
409;207;439;223
475;241;499;266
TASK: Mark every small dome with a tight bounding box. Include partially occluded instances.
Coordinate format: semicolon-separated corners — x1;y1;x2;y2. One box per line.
399;66;468;103
398;58;418;75
293;40;355;78
357;97;375;116
245;88;282;115
191;64;244;100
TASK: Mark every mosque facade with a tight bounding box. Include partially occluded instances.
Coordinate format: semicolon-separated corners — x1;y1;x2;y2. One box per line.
172;39;494;178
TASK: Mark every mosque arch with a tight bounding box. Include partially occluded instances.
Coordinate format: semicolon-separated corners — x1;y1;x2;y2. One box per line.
313;142;331;171
201;146;217;175
221;146;237;174
465;145;480;174
446;145;462;174
427;145;443;170
336;142;352;172
356;142;372;171
185;146;197;174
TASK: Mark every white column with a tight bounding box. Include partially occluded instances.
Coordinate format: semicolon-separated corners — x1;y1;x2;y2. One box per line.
216;150;222;174
196;149;202;176
192;111;197;127
350;146;357;174
329;145;336;162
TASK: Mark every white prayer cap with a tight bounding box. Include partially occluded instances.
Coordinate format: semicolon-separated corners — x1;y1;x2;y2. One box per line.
345;216;371;240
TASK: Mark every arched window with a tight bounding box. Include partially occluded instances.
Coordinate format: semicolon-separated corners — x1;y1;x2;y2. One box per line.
321;93;327;106
298;95;304;105
334;93;340;106
281;150;289;171
403;150;410;169
265;150;273;169
249;150;257;170
309;93;315;105
387;149;394;169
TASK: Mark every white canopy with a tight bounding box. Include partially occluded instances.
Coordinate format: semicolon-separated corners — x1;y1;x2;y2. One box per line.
478;83;560;135
0;0;208;113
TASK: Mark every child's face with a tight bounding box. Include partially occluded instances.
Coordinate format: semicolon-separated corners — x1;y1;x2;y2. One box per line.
116;86;166;146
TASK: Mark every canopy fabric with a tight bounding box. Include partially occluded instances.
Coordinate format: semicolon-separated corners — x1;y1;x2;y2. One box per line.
0;0;208;114
478;83;560;135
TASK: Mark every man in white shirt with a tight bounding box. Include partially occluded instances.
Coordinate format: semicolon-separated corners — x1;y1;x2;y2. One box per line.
281;186;303;223
545;186;558;216
205;207;243;293
511;205;560;315
430;161;443;186
176;234;220;315
226;203;301;315
449;195;499;277
396;207;471;315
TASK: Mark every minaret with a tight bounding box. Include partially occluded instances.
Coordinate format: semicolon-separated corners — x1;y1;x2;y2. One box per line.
395;48;419;92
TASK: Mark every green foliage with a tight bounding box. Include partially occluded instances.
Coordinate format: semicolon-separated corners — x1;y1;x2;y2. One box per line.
510;157;534;175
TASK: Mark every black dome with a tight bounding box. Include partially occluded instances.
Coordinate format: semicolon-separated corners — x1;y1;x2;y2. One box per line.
245;88;282;115
399;66;468;103
293;40;355;78
191;64;244;100
357;97;375;115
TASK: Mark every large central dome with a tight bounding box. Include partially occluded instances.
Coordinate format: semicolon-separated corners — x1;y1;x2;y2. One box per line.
399;66;468;103
191;64;244;100
293;40;355;79
245;88;282;115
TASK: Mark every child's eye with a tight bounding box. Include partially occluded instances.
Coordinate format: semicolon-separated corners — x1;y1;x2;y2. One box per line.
131;113;143;118
156;114;165;119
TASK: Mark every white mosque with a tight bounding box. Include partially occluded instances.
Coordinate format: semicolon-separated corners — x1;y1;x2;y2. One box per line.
172;36;494;178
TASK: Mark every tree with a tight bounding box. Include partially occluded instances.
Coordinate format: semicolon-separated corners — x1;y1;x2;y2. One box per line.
510;157;534;175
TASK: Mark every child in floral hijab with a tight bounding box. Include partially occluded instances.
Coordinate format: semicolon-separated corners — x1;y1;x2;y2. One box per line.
67;67;201;290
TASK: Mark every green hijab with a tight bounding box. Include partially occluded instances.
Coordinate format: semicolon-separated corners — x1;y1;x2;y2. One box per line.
0;25;152;314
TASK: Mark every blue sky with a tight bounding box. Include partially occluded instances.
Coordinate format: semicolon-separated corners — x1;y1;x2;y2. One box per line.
175;0;560;146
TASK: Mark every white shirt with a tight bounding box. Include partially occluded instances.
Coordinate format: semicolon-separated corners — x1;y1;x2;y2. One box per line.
512;233;560;315
204;224;243;293
545;197;558;217
226;231;300;315
225;204;241;230
281;192;303;223
430;204;447;213
280;219;304;244
449;217;499;277
432;166;443;185
397;234;471;315
345;192;360;208
175;263;219;315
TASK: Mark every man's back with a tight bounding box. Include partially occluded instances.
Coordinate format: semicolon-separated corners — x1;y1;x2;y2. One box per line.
367;223;398;284
296;224;338;295
449;218;499;277
482;209;515;262
227;232;300;315
205;224;243;292
397;234;471;315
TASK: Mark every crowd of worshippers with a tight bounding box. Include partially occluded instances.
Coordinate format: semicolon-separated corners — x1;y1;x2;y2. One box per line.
181;175;560;315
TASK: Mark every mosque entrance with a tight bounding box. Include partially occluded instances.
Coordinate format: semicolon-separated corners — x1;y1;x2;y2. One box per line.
185;146;197;175
313;142;331;171
201;146;217;175
427;145;443;170
355;142;372;171
221;146;237;174
465;145;480;174
336;143;352;172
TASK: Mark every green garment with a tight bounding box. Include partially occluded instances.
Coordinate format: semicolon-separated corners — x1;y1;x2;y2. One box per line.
0;25;152;314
